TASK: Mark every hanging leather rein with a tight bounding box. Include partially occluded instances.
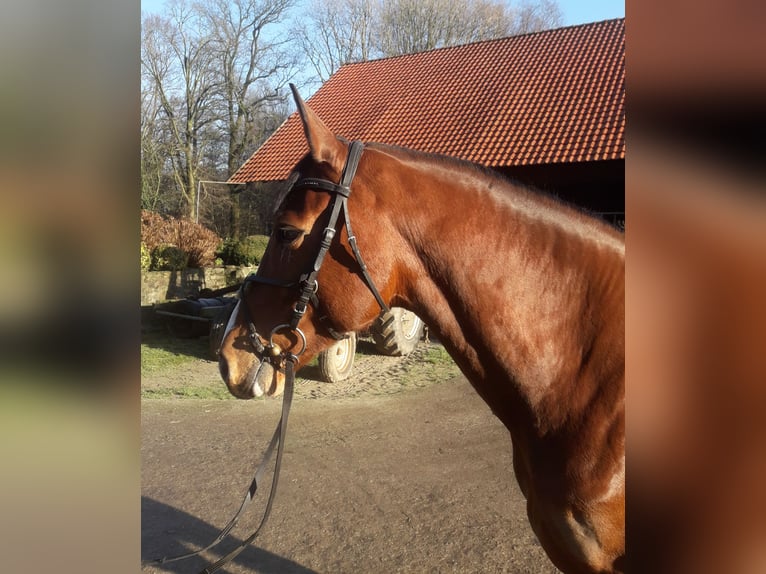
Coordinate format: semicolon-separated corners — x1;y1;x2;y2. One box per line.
144;140;389;573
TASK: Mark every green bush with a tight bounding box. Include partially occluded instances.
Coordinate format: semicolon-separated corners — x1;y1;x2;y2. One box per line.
217;235;270;266
244;235;270;263
151;244;189;270
216;238;245;266
141;242;151;270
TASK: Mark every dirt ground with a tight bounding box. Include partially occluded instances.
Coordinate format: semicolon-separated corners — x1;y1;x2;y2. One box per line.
141;341;559;573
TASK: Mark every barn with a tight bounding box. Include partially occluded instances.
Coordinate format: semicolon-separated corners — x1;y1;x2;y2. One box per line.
230;18;624;229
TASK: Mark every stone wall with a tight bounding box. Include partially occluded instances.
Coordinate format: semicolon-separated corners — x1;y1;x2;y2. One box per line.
141;266;256;306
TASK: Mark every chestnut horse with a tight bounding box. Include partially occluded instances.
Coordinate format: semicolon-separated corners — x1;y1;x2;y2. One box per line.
219;87;625;573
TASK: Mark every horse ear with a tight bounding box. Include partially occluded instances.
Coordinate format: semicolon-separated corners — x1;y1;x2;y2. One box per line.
290;83;345;173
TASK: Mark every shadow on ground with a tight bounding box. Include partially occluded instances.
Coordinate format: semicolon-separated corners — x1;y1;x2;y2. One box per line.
141;328;213;361
141;496;317;574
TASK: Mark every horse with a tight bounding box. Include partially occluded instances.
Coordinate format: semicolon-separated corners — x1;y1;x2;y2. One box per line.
218;86;625;574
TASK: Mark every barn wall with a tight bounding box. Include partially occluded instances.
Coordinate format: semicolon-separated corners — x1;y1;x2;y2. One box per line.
498;159;625;227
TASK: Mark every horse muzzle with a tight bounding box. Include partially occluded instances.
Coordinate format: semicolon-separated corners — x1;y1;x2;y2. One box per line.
245;358;285;398
219;350;287;399
219;314;306;399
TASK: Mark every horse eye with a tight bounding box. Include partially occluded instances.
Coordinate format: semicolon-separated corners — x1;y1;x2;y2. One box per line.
277;227;303;244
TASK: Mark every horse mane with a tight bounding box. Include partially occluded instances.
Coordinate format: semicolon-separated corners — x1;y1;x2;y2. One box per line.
272;141;623;246
365;142;624;239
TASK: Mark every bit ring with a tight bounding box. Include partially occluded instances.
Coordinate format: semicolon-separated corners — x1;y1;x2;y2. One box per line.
268;324;307;357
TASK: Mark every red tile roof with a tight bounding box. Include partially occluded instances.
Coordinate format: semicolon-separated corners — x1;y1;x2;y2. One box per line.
230;18;624;183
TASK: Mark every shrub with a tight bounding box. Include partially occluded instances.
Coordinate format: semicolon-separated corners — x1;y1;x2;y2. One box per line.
141;210;222;268
244;235;270;263
217;235;270;266
141;210;173;251
141;242;151;270
171;218;221;267
217;238;245;266
151;244;189;270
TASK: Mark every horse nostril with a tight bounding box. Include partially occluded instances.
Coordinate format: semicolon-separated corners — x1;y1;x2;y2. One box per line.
218;357;230;383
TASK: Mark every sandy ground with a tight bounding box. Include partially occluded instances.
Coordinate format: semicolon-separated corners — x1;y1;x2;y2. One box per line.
141;343;559;574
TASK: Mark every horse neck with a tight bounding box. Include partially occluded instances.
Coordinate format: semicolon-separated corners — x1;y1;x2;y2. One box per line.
379;150;624;431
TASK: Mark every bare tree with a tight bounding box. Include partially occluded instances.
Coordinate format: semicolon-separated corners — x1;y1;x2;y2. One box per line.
377;0;561;57
295;0;562;73
510;0;562;35
199;0;296;237
141;0;294;231
141;2;219;220
201;0;295;175
294;0;376;83
141;83;165;211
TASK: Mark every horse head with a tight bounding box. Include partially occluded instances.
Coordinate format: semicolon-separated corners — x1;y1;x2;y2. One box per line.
218;86;403;399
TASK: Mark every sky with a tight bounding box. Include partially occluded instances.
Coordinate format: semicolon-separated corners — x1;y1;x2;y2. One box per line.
141;0;624;96
557;0;624;26
141;0;624;28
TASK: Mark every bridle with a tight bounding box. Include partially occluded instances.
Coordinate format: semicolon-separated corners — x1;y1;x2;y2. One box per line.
144;140;390;574
240;139;390;364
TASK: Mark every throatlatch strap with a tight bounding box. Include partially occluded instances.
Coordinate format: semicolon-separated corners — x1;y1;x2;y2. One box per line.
343;197;390;315
339;141;389;313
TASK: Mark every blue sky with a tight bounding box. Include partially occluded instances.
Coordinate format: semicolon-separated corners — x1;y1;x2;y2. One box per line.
556;0;623;26
141;0;624;27
559;0;625;26
142;0;623;97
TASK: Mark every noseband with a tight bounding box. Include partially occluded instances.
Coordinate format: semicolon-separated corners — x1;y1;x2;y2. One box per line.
241;139;390;362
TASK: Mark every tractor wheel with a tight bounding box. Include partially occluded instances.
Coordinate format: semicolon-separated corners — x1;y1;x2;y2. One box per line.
371;307;425;356
318;332;357;383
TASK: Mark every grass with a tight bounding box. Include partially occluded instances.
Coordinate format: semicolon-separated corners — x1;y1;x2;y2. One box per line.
141;385;233;400
405;344;461;382
141;332;210;376
424;345;454;366
141;325;461;400
141;327;229;399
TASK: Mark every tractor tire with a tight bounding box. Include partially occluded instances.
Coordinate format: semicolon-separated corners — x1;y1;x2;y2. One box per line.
318;332;357;383
371;307;425;356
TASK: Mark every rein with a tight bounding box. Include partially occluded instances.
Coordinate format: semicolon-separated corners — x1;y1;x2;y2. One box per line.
144;140;389;573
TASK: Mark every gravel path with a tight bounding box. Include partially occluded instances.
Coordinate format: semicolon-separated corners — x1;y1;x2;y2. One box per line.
141;341;559;574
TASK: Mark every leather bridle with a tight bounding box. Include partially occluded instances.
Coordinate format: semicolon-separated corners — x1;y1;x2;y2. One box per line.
240;139;390;363
144;140;391;574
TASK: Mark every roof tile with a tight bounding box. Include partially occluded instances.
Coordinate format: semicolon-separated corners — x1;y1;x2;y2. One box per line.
230;18;625;183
